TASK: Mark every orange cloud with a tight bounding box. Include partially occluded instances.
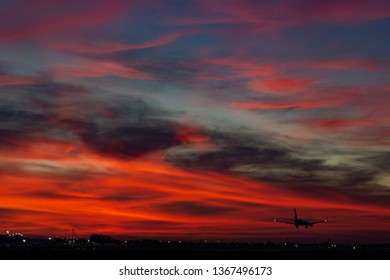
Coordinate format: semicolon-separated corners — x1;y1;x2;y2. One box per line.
1;140;390;240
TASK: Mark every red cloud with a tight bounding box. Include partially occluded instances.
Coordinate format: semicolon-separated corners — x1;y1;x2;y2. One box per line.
317;119;374;128
52;58;153;81
0;73;35;86
284;0;390;25
190;55;385;96
2;146;390;240
286;59;387;72
293;118;374;129
251;77;319;92
167;0;390;28
204;57;275;77
0;0;128;41
176;126;211;150
50;31;193;54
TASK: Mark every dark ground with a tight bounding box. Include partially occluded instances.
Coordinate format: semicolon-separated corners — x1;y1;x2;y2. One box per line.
1;239;389;260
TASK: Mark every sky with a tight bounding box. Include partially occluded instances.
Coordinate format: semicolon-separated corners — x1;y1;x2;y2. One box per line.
0;0;389;243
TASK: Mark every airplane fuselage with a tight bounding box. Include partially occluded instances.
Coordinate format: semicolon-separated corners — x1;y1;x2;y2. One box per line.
294;219;314;228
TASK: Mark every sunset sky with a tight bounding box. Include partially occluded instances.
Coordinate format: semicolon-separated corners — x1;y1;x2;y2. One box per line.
0;0;389;243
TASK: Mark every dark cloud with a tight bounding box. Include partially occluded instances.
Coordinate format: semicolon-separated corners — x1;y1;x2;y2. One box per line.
78;123;181;159
0;82;186;159
1;81;389;208
0;207;56;216
361;152;390;171
167;128;323;180
119;220;185;231
66;104;184;159
99;190;167;202
106;49;247;93
24;191;94;200
166;127;390;202
0;109;56;150
170;144;321;173
0;83;88;150
159;201;236;216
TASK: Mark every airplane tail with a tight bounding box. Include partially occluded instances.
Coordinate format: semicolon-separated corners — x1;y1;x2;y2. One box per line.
294;208;298;221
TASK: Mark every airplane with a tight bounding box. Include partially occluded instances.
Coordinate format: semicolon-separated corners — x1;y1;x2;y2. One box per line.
273;208;327;228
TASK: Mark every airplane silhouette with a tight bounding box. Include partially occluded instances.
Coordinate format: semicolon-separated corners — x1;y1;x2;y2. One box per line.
273;208;327;228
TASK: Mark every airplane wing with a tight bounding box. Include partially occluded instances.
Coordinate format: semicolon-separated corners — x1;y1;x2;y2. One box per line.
310;219;327;224
273;218;295;224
